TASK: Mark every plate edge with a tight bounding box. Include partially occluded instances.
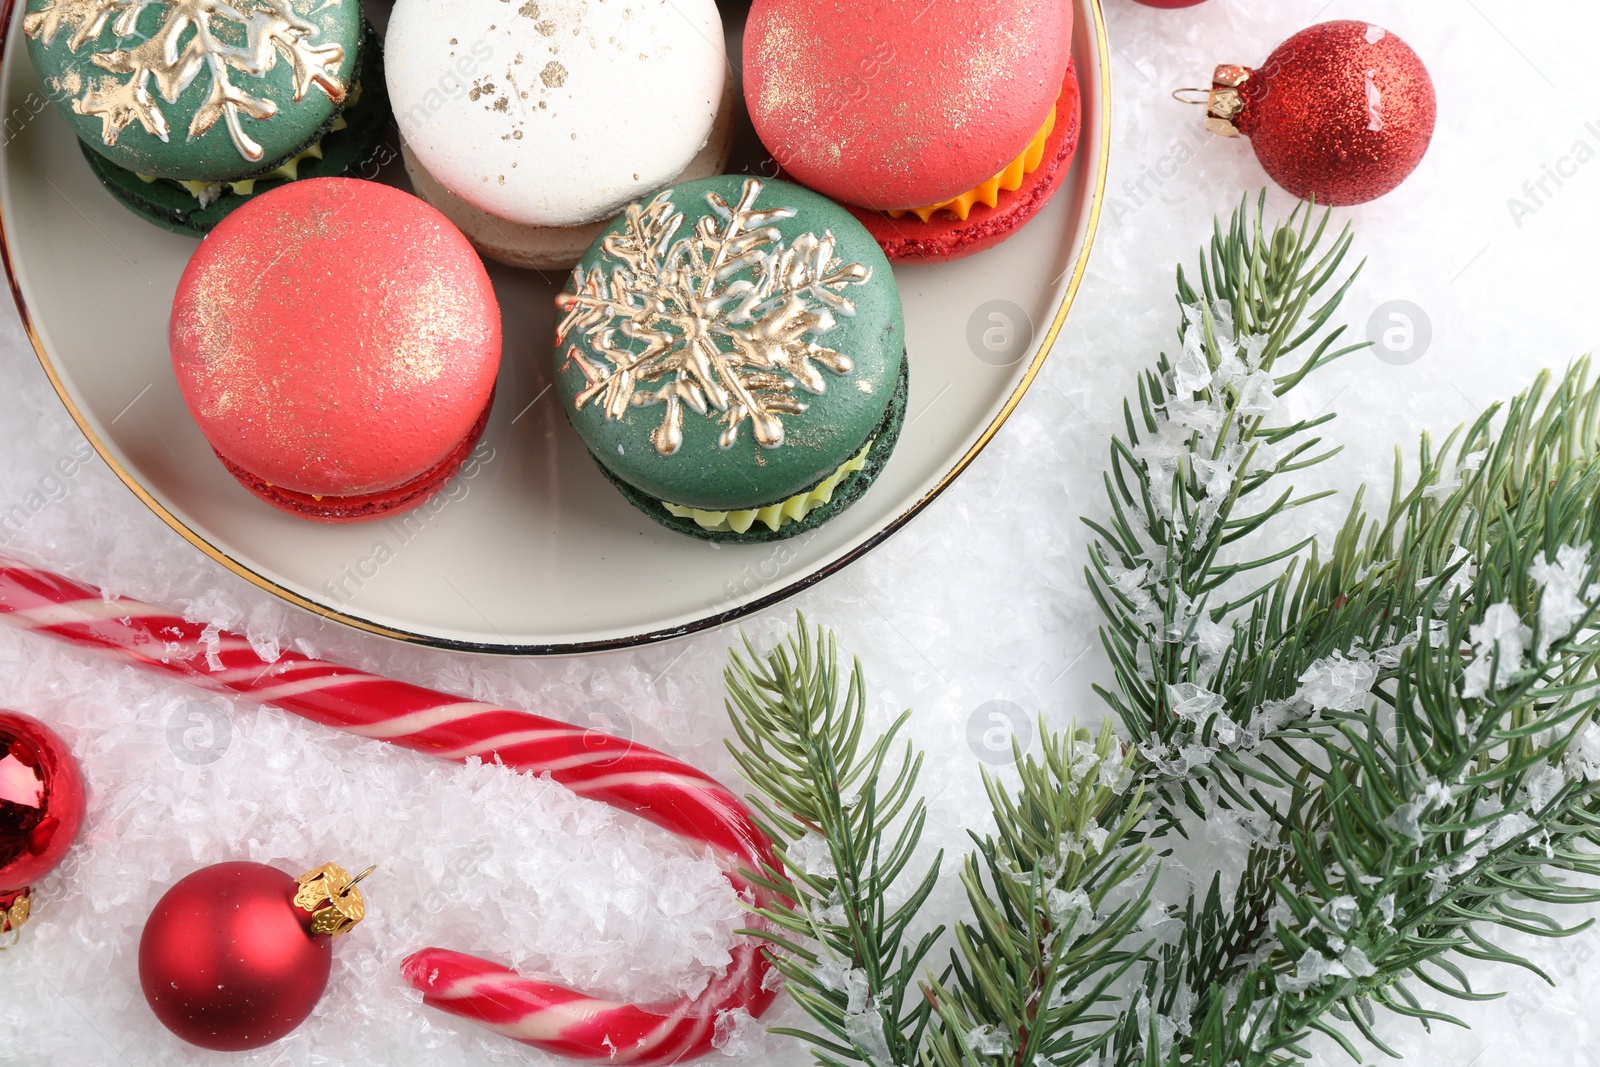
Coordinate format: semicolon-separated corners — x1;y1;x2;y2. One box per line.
0;0;1114;656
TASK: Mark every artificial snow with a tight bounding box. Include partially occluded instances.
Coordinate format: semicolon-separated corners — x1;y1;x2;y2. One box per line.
5;2;1600;1065
711;1009;767;1058
1294;651;1379;713
966;1025;1007;1056
1530;543;1593;656
1463;602;1533;698
1046;886;1093;936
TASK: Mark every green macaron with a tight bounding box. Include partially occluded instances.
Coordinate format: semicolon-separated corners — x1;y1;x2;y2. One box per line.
23;0;387;233
554;175;907;544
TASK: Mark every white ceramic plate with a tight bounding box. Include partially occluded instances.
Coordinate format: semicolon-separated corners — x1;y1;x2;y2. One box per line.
0;0;1111;654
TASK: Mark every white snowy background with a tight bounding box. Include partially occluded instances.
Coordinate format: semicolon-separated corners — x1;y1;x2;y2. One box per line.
2;0;1598;1064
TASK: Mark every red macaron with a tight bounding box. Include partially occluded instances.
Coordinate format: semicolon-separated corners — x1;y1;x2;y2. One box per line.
170;177;501;523
743;0;1079;262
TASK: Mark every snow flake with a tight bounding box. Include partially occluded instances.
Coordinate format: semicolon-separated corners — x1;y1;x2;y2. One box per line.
1326;895;1360;931
1233;368;1277;418
1341;945;1376;978
1388;779;1455;843
814;959;871;1012
1424;448;1487;501
1530;543;1593;657
1167;682;1225;724
843;1007;891;1067
1203;806;1275;848
1419;545;1477;607
1192;451;1240;501
1107;562;1160;627
789;831;837;879
1520;761;1567;812
1164;392;1226;438
711;1008;764;1057
1046;887;1092;936
966;1025;1008;1056
1173;322;1211;396
1565;723;1600;782
1279;948;1346;993
1294;650;1378;712
199;623;224;672
1423;779;1456;807
1462;601;1532;698
1097;746;1133;793
1138;740;1213;776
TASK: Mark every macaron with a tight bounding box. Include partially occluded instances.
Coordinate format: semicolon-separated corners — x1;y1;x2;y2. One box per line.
169;178;501;523
743;0;1080;262
22;0;390;235
385;0;731;271
554;175;906;543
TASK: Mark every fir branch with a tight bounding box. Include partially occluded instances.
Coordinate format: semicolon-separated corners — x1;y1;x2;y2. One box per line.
727;627;1162;1067
920;721;1156;1067
1089;196;1600;1063
723;195;1600;1067
1085;193;1367;837
725;620;944;1067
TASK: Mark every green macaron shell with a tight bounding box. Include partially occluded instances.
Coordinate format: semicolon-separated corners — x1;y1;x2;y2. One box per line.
24;0;361;182
597;350;908;544
555;175;905;513
78;28;389;236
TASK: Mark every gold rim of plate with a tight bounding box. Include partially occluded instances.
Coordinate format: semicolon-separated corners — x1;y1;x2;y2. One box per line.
0;0;1114;655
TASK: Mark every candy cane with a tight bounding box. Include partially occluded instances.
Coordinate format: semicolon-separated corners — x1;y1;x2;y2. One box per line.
0;553;780;1063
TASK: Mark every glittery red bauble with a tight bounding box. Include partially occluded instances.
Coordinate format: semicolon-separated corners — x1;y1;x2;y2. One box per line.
139;862;331;1051
0;709;85;891
1233;21;1435;205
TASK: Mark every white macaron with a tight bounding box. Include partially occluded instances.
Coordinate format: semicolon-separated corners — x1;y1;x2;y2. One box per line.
400;74;735;271
387;0;728;259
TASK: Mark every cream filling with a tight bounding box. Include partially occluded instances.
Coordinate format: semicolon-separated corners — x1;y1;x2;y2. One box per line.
136;82;362;204
663;441;872;534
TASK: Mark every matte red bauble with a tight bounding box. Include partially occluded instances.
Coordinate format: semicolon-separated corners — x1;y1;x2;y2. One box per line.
0;709;85;893
138;860;369;1051
1203;21;1436;205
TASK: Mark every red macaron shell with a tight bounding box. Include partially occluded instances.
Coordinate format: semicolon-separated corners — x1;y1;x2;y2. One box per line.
170;177;501;502
744;0;1073;211
214;395;493;523
846;60;1081;263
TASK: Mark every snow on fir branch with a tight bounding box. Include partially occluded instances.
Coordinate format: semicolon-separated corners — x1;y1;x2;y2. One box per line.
723;195;1600;1067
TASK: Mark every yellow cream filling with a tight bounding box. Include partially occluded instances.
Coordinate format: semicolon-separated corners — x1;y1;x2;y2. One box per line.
663;441;872;534
887;105;1057;223
136;83;360;201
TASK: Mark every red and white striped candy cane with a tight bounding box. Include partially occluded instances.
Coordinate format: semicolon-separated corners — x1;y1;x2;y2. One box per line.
0;553;781;1063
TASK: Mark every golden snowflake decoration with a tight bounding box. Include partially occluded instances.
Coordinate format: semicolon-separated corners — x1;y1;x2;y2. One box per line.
556;178;874;457
24;0;347;162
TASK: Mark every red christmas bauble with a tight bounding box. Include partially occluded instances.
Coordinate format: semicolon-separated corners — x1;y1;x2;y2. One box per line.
0;709;85;891
1209;21;1436;205
139;862;331;1051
